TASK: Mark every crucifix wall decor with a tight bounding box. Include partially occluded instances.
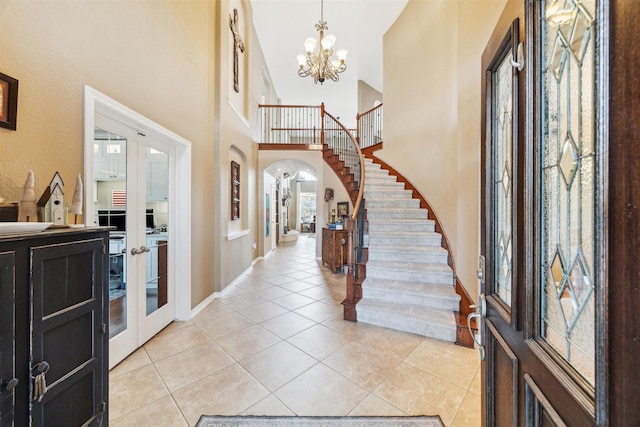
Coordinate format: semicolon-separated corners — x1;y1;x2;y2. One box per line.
229;8;245;93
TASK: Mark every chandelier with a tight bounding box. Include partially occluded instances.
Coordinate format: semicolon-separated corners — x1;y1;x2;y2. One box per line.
296;0;347;84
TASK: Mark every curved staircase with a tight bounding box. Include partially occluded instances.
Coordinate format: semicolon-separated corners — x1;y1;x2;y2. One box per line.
356;159;461;342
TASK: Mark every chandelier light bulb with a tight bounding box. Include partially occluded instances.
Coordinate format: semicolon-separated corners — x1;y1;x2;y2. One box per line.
336;49;348;62
304;37;317;53
297;55;307;67
322;34;336;50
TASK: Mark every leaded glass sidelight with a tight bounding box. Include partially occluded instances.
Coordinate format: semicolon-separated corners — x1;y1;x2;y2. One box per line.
540;0;596;385
493;50;513;308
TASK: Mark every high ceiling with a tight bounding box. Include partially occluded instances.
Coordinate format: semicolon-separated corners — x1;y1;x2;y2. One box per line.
250;0;408;130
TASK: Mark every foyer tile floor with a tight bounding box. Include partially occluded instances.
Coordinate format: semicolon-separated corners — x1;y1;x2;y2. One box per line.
109;234;481;427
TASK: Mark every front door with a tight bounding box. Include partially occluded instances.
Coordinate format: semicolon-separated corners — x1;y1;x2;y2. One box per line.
479;0;639;425
94;114;175;369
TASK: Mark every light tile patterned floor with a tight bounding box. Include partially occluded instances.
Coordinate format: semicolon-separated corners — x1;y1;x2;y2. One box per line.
109;235;481;427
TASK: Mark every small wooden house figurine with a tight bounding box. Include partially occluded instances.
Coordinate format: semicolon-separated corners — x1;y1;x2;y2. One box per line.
38;172;68;225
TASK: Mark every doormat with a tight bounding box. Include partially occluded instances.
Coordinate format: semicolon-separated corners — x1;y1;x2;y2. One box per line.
196;415;444;427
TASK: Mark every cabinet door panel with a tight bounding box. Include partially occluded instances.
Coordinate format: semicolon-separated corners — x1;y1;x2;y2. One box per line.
30;238;106;426
41;249;94;317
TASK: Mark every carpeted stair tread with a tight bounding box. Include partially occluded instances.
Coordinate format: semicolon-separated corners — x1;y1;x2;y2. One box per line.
366;209;428;220
365;199;421;208
361;279;460;311
364;188;414;197
367;245;448;263
368;220;435;233
367;260;452;274
367;230;441;238
367;244;446;255
356;299;457;342
363;277;460;299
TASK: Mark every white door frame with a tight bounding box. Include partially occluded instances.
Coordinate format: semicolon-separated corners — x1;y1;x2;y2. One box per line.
83;86;192;323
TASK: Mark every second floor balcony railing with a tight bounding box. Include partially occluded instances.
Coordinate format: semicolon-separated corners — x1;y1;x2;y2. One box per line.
356;103;383;149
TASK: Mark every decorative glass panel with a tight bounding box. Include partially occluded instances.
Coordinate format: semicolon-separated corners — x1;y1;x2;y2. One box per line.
493;51;513;308
540;0;596;385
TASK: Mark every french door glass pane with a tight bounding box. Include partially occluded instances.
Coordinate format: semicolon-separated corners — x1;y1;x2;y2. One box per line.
93;127;128;338
540;0;596;385
493;50;513;308
145;147;169;316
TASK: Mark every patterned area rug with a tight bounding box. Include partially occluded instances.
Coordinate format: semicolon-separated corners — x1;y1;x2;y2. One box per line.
196;415;444;427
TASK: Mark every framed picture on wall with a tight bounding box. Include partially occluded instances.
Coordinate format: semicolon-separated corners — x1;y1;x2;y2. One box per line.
337;201;349;218
0;72;19;131
231;161;240;220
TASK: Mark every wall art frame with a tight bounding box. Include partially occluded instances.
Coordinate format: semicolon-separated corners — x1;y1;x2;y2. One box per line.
337;201;349;218
231;160;240;220
0;72;19;131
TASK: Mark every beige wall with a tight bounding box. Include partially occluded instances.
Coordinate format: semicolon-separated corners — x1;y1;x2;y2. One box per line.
0;0;277;309
357;80;383;115
382;0;505;299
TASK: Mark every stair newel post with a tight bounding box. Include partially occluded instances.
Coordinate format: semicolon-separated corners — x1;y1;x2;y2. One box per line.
342;215;358;321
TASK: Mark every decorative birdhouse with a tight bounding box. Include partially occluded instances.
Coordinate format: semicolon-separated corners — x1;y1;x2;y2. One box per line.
37;171;68;225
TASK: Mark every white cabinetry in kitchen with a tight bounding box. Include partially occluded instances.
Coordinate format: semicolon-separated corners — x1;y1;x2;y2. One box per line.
94;140;126;181
146;155;168;201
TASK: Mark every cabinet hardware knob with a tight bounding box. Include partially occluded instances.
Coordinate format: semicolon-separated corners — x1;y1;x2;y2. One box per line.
5;378;19;391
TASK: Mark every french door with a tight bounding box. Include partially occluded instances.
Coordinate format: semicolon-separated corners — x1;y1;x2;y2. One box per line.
478;0;640;425
94;114;175;369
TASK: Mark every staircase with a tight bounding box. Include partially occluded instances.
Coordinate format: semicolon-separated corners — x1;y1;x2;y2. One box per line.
356;158;461;342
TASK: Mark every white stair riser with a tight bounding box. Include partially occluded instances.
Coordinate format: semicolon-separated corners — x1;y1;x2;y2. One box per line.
368;234;441;246
367;269;453;285
368;221;435;233
367;210;428;220
357;310;457;342
362;288;460;311
367;250;447;264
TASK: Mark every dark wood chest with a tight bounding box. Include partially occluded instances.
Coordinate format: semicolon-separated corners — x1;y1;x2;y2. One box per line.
0;227;109;426
321;228;348;274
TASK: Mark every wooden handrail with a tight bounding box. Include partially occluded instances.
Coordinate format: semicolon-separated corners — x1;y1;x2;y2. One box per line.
258;104;322;108
323;109;366;221
358;102;383;118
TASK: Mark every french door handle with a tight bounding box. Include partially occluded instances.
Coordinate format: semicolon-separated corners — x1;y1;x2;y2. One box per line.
467;293;486;361
131;246;150;255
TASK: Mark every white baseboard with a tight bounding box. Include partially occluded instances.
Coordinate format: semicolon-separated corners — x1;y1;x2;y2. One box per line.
189;258;263;319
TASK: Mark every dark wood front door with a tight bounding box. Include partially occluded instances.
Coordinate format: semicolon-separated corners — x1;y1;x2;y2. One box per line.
479;1;640;425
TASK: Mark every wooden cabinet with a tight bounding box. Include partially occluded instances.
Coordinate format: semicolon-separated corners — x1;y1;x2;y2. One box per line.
0;228;109;426
322;228;348;273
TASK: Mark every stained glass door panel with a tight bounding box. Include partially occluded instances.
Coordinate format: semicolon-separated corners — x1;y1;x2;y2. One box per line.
540;0;596;385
